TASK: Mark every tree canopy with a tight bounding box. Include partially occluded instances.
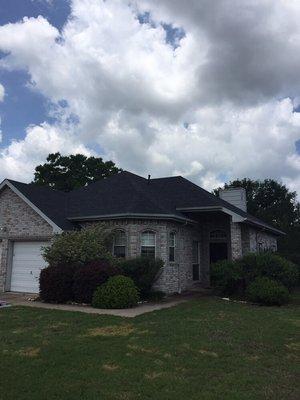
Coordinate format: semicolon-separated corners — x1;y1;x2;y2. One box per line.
33;153;121;192
214;178;299;230
214;178;300;265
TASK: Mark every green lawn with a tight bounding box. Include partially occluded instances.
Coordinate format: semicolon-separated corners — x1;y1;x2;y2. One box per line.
0;297;299;400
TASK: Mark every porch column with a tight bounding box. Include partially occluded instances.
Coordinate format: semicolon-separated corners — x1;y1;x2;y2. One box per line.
230;221;242;260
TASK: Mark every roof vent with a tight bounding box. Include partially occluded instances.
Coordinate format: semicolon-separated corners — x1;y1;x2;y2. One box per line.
148;174;151;184
219;187;247;212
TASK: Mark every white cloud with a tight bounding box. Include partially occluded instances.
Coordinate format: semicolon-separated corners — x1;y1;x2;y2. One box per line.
0;0;299;194
0;123;93;182
0;83;4;102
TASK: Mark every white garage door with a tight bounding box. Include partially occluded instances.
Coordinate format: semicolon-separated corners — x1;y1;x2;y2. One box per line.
10;242;50;293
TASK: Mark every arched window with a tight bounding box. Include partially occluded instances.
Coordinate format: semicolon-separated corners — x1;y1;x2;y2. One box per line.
113;230;126;258
210;230;227;241
169;232;176;262
141;231;156;259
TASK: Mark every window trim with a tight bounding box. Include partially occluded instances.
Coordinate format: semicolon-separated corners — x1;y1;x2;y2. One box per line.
169;231;176;263
113;229;126;258
140;230;156;259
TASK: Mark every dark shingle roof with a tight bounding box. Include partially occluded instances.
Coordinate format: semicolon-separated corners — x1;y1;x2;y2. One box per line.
2;171;284;235
6;180;74;230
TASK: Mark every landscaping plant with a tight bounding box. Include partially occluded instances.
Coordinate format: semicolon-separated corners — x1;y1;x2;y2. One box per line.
211;252;298;305
210;259;243;295
72;260;120;304
118;257;163;299
92;275;140;309
246;277;290;306
42;224;113;266
39;264;78;303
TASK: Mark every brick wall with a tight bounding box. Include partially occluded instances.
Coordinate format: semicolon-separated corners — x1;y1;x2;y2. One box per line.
0;187;53;291
239;224;277;256
81;219;203;293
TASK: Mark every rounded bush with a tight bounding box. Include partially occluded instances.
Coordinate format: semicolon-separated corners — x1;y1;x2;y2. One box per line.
73;260;120;304
39;264;78;303
42;225;113;266
92;275;140;309
210;260;243;295
118;257;163;299
246;277;290;306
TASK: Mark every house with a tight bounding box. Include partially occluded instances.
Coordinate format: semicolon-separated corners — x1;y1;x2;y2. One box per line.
0;171;284;294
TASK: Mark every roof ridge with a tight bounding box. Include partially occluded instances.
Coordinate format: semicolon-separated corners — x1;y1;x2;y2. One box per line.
125;173;170;215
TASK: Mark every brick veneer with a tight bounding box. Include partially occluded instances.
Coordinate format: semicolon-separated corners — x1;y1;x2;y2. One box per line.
0;186;278;294
0;187;53;291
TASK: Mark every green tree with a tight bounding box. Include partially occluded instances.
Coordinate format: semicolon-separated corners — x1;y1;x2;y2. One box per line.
33;153;121;192
214;178;299;230
214;178;300;265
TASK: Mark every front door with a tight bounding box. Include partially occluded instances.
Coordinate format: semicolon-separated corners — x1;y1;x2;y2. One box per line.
192;241;200;281
209;242;228;264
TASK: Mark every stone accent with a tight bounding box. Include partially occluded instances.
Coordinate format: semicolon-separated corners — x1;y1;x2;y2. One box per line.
0;187;53;291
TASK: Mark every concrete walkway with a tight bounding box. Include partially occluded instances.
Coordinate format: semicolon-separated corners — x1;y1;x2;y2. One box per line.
0;292;190;317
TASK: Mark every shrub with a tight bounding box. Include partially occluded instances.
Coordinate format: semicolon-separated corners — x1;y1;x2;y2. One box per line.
118;257;163;298
239;252;299;290
246;277;290;306
146;290;166;302
72;260;120;304
210;260;243;295
42;224;113;266
92;276;140;309
39;264;78;303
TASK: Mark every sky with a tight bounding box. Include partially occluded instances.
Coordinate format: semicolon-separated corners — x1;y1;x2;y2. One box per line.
0;0;300;195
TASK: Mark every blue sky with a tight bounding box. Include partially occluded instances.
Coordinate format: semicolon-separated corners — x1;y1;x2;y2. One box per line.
0;0;70;146
0;1;184;147
0;0;299;194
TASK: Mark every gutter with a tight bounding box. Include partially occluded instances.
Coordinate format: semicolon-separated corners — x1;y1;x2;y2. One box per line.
176;205;285;236
176;206;245;223
67;213;197;225
243;219;285;236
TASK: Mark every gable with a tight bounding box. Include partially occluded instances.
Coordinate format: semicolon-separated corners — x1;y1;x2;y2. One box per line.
0;186;55;236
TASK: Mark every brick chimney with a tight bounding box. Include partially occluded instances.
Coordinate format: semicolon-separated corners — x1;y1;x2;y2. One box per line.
219;187;247;212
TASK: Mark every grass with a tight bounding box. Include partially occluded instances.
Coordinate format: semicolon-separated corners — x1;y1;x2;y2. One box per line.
0;296;299;400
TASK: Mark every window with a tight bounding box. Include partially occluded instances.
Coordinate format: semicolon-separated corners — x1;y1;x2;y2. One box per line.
113;230;126;258
141;231;156;259
209;230;227;241
169;232;176;262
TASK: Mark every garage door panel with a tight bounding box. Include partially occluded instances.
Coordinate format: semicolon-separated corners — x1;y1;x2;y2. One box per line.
10;241;50;293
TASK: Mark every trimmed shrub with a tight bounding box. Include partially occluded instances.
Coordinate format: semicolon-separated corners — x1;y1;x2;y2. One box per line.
210;260;243;295
92;276;140;309
246;277;290;306
42;224;113;266
39;264;78;303
118;257;163;298
73;260;120;304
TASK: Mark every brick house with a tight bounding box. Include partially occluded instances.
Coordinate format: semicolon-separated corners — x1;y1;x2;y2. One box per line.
0;171;284;294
